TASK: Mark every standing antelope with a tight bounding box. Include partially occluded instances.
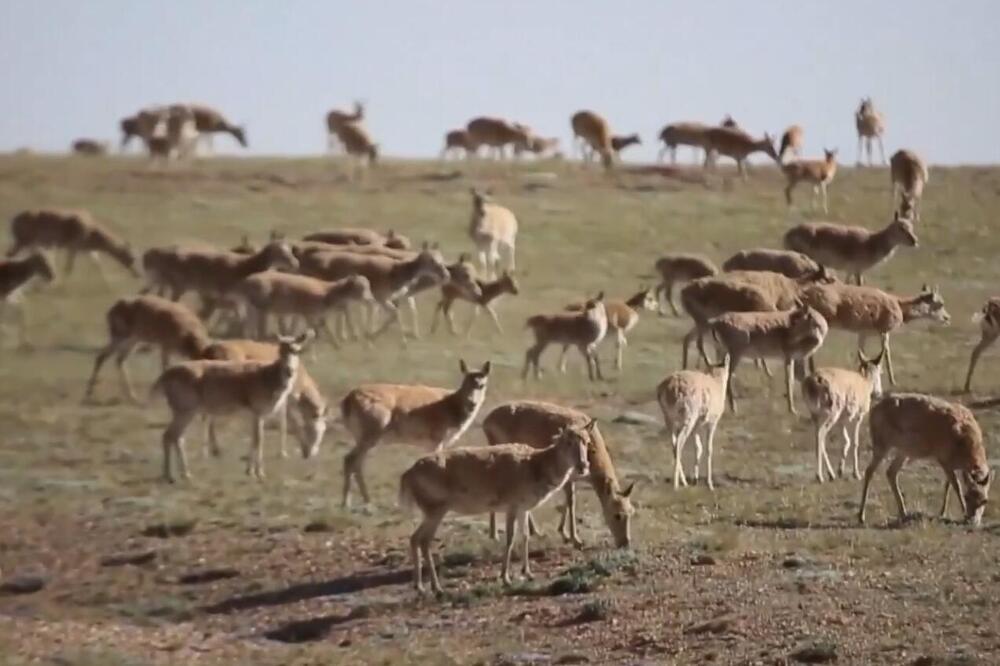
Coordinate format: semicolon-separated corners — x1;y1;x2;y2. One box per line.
150;332;312;482
0;253;55;345
855;97;886;166
702;127;778;179
563;287;658;372
778;125;804;162
800;351;884;483
8;209;138;280
188;104;247;152
340;360;491;507
399;420;590;593
464;117;532;159
657;122;710;164
859;393;994;526
963;297;1000;393
890;149;929;216
657;355;730;490
570;110;614;168
653;253;719;315
782;148;838;214
430;270;520;337
326;101;364;152
441;129;471;160
469;188;518;279
523;293;607;381
333;122;379;179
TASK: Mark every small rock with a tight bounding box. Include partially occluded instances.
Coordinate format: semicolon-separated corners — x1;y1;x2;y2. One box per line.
555;656;589;665
783;555;809;569
683;613;739;635
141;521;196;538
612;411;660;427
0;576;47;595
100;550;157;567
691;554;717;566
790;643;838;663
177;568;240;585
303;520;332;533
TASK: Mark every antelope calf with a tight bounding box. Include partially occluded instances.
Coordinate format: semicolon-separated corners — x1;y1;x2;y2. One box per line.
657;355;730;489
611;134;641;157
801;351;884;483
570;110;614;168
150;332;312;482
564;287;657;371
890;149;929;216
8;209;138;280
326;100;364;152
464;117;532;159
340;360;491;507
400;420;590;593
707;303;829;414
782;148;838;214
657;122;710;164
72;139;108;156
0;253;55;345
859;393;994;526
85;295;211;402
783;212;918;285
431;270;520;337
523;292;607;381
855;97;886;166
482;401;635;548
964;297;1000;392
702;127;778;179
653;253;719;315
469;188;518;279
441;129;471;159
304;228;410;251
722;248;821;279
778;125;804;162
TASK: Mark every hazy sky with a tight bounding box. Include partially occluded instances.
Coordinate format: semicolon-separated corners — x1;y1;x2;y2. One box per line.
2;1;998;163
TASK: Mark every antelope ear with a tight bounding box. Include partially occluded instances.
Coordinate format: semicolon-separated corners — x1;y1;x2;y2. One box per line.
295;329;315;344
857;349;869;365
595;291;605;301
621;481;636;498
480;361;492;375
459;359;469;374
585;418;598;432
458;252;469;263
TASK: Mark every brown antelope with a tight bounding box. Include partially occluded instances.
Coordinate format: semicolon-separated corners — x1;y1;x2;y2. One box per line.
482;401;635;548
187;103;246;151
441;129;471;159
469;188;518;279
563;287;658;371
150;331;312;482
523;292;607;381
657;122;710;164
340;360;491;507
570;110;614;168
855;97;886;166
859;393;994;526
333;122;379;178
890;149;929;216
430;270;519;337
784;212;918;285
0;253;55;345
800;351;884;483
964;297;1000;392
653;254;719;315
722;248;821;279
304;228;410;251
778;125;804;162
120;106;168;152
657;355;730;489
702;127;778;179
782;148;838;214
611;134;641;157
326;100;364;152
400;420;590;594
465;117;532;159
8;209;138;281
71;139;108;156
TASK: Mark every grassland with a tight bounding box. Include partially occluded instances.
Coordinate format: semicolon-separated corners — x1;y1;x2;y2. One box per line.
1;154;999;665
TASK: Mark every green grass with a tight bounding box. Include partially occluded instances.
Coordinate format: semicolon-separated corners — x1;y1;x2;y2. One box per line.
2;154;1000;664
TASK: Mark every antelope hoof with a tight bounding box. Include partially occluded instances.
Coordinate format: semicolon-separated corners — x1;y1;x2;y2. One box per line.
501;573;513;587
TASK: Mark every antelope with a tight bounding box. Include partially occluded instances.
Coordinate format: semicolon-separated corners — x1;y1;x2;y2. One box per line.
517;135;561;158
800;351;884;483
469;188;518;279
783;212;918;285
85;295;211;403
304;228;410;251
121;106;168;151
657;122;710;164
465;117;532;159
657;355;730;489
71;139;108;156
782;148;838;214
0;253;55;345
333;122;379;178
702;127;778;179
400;420;590;593
799;283;950;385
653;253;719;315
859;393;994;526
611;134;641;157
340;360;491;507
722;248;821;279
441;129;471;159
150;331;312;482
482;401;635;548
326;101;364;152
523;293;607;381
187;103;247;151
430;270;520;337
160;104;199;160
570;110;614;168
855;97;886;166
963;297;1000;392
383;254;482;340
7;209;138;280
563;287;658;371
778;125;804;162
890;149;929;216
706;303;829;414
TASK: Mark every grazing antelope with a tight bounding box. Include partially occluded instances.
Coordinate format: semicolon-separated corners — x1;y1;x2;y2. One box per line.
441;129;471;159
85;295;211;403
657;122;710;164
150;332;312;482
855;97;886;166
964;297;1000;393
8;209;138;280
778;125;804;162
400;419;590;593
482;401;635;548
326;101;364;152
611;134;641;157
523;292;607;381
653;253;719;315
333;122;379;178
564;287;658;371
0;253;55;345
890;149;929;216
570;110;614;168
340;360;491;507
800;351;884;483
71;139;108;156
188;104;247;151
304;228;410;251
465;117;532;159
469;188;518;279
722;248;821;279
707;303;829;414
859;393;994;526
702;127;778;179
783;212;918;285
431;270;519;337
782;148;838;214
657;355;730;489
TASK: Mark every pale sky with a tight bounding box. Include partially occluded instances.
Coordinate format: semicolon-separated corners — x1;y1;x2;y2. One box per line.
2;1;998;164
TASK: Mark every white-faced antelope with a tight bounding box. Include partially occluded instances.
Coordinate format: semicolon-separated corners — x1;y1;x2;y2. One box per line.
469;188;518;280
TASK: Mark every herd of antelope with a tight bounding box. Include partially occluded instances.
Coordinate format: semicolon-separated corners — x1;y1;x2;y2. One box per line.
6;96;989;594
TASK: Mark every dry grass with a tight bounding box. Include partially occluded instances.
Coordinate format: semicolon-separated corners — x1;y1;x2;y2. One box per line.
1;154;1000;664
